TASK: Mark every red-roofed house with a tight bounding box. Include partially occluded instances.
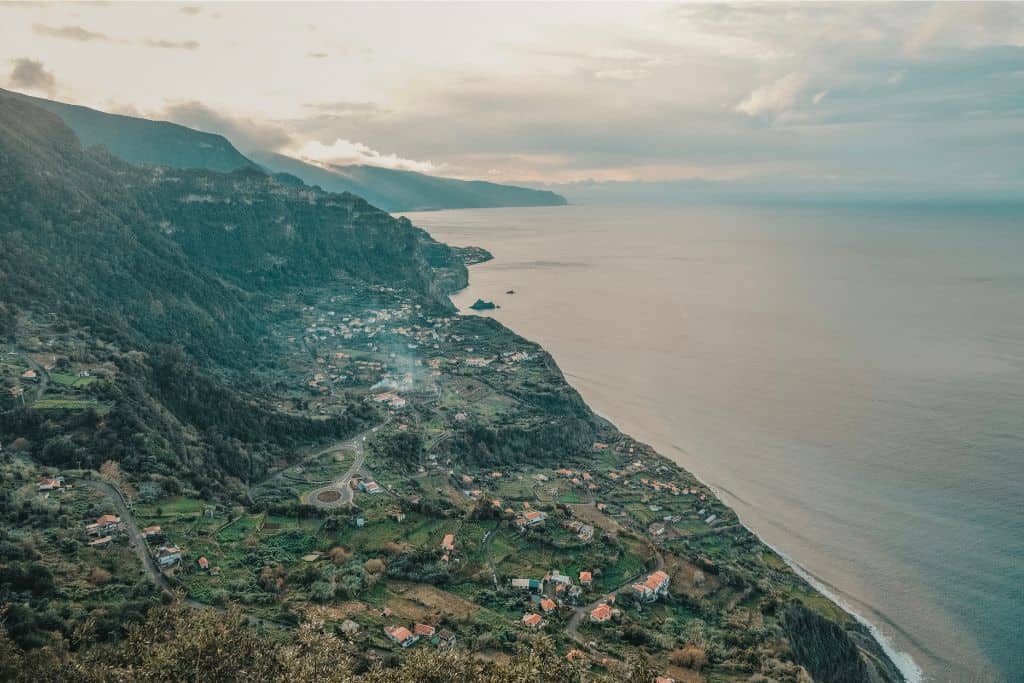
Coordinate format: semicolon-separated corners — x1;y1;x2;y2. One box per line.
539;597;556;613
522;613;543;628
385;625;418;647
441;533;455;552
632;570;671;602
579;571;592;587
590;603;612;623
414;623;435;638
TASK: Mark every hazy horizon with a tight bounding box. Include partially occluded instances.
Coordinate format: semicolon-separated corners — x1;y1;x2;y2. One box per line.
3;2;1023;199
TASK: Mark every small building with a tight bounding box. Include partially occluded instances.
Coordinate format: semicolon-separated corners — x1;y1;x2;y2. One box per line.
141;525;162;539
197;556;210;571
510;578;542;591
88;535;113;548
38;476;64;492
517;510;547;529
384;625;418;648
413;623;435;638
441;533;455;552
631;570;671;602
20;369;38;382
389;509;406;522
579;571;593;587
546;569;571;585
359;480;383;495
434;629;456;648
86;514;122;536
590;603;612;623
521;613;543;629
157;545;183;567
539;598;556;613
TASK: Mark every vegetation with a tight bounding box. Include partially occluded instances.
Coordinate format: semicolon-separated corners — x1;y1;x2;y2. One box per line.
0;91;903;682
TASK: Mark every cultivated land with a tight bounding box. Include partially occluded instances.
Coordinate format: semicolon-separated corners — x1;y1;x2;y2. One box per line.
0;90;902;681
0;277;903;682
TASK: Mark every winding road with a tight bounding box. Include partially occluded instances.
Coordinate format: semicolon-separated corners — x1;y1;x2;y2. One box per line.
307;429;370;508
77;479;172;594
564;549;666;656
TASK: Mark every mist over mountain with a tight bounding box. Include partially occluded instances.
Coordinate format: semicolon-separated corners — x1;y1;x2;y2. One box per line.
2;88;566;212
252;151;567;212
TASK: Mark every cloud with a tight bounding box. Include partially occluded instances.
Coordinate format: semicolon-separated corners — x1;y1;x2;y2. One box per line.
291;138;437;173
32;22;199;50
9;58;55;94
594;69;649;81
160;101;293;152
179;6;202;16
142;39;200;50
812;89;829;105
735;73;808;118
33;24;110;42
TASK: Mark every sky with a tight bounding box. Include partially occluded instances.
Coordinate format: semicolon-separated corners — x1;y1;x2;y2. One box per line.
2;1;1023;198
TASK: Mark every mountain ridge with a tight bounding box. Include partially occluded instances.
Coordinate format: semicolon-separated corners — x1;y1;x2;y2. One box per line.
2;88;567;211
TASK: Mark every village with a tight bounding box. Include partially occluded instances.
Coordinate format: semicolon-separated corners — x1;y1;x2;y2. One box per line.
0;281;834;682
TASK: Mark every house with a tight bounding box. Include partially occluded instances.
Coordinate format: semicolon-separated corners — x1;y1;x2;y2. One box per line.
413;623;435;638
389;509;406;522
156;545;183;567
37;476;63;491
384;625;418;648
539;598;556;613
516;510;547;529
648;522;666;537
590;603;612;623
197;556;210;571
434;629;456;648
86;514;121;536
521;613;543;628
655;678;676;683
579;571;593;587
441;533;455;552
631;570;671;602
20;369;38;382
546;569;571;585
354;517;366;528
141;525;162;539
88;535;113;548
358;480;383;495
510;578;542;591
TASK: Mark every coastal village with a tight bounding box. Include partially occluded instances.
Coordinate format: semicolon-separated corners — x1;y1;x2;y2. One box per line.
0;280;874;682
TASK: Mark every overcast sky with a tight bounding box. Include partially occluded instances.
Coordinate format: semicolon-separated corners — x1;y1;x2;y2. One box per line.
3;2;1023;196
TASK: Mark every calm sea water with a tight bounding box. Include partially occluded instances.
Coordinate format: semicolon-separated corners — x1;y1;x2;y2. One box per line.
406;204;1024;683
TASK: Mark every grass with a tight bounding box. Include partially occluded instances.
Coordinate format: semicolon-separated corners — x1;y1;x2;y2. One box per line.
49;372;97;388
33;397;110;413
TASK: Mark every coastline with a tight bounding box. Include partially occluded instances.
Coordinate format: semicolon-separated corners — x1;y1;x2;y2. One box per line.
449;253;919;682
584;407;923;683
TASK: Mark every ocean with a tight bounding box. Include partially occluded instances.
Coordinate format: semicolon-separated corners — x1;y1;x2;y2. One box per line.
406;203;1024;683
